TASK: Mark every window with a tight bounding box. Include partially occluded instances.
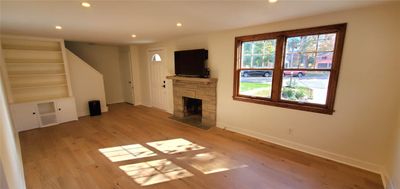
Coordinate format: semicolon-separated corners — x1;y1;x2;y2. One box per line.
233;24;346;114
151;54;162;62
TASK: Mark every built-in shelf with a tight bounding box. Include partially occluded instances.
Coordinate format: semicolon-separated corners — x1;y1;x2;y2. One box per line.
166;76;217;83
1;36;70;103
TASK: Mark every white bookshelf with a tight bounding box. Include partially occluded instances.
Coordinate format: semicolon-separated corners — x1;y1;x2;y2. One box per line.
1;36;70;103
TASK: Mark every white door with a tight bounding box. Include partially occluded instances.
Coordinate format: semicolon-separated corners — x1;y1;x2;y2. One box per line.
119;47;134;104
148;49;168;111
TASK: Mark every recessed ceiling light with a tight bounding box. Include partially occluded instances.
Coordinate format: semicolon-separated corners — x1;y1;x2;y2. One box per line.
81;2;91;7
176;22;183;27
55;25;62;30
131;34;137;38
268;0;278;3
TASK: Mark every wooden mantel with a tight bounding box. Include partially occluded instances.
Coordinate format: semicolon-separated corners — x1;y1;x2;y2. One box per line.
166;76;217;84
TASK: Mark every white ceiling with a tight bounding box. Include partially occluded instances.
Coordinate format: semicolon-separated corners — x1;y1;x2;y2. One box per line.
0;0;382;44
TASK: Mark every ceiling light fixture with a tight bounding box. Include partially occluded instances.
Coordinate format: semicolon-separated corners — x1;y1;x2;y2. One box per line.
176;22;183;27
81;2;91;7
131;34;137;38
268;0;278;3
55;25;62;30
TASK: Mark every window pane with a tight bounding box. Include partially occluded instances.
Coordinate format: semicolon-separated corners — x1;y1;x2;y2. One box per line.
299;53;316;69
239;70;273;98
242;55;252;68
253;41;264;54
286;35;317;53
264;40;276;55
241;39;276;69
316;52;333;69
242;42;252;55
318;33;336;51
301;35;318;52
286;37;301;52
281;71;330;105
285;53;300;68
263;55;275;68
252;55;263;68
286;33;336;70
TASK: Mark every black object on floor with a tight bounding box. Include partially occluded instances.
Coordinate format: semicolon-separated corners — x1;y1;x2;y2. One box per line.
88;100;101;116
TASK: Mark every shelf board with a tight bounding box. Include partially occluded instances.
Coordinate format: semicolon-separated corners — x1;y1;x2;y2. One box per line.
1;37;62;51
8;73;66;78
3;49;62;53
6;63;64;65
11;84;67;90
5;59;64;64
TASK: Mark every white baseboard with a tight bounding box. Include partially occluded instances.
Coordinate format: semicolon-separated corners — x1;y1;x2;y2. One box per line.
217;121;382;174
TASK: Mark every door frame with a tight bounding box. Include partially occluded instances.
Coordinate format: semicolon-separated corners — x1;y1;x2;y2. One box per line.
147;47;167;111
121;47;135;105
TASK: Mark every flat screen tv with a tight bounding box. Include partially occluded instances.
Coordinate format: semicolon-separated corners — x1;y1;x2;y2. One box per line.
174;49;208;77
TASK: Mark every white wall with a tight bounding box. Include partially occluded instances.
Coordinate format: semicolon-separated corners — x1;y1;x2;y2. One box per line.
66;49;108;117
137;2;400;175
65;42;125;104
0;39;26;189
0;160;9;189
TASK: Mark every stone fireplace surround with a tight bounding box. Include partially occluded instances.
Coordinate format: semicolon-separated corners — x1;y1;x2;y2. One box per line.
167;76;217;128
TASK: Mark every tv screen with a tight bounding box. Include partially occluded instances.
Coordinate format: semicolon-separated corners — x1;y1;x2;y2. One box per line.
174;49;208;77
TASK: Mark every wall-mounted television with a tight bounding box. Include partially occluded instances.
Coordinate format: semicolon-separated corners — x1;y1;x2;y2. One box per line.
174;49;208;77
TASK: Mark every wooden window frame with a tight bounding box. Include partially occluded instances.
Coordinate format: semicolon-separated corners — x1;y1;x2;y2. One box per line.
233;23;347;114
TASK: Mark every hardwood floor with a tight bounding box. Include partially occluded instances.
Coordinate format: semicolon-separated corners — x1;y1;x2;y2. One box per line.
20;103;383;189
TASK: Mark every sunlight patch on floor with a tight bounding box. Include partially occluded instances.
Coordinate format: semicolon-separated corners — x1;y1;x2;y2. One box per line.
100;139;247;186
119;159;193;186
99;144;157;162
147;138;206;154
177;152;248;174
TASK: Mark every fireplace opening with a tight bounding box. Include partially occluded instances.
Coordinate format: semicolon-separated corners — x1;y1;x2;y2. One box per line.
183;97;202;117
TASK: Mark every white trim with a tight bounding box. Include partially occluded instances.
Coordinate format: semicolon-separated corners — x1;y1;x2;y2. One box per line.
217;121;382;174
0;52;27;189
0;39;14;103
60;40;74;97
126;48;135;104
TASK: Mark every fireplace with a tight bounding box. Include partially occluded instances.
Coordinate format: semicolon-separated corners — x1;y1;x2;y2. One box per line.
167;76;217;129
183;97;202;117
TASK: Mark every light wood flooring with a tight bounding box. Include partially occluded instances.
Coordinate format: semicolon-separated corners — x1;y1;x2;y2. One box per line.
20;103;384;189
